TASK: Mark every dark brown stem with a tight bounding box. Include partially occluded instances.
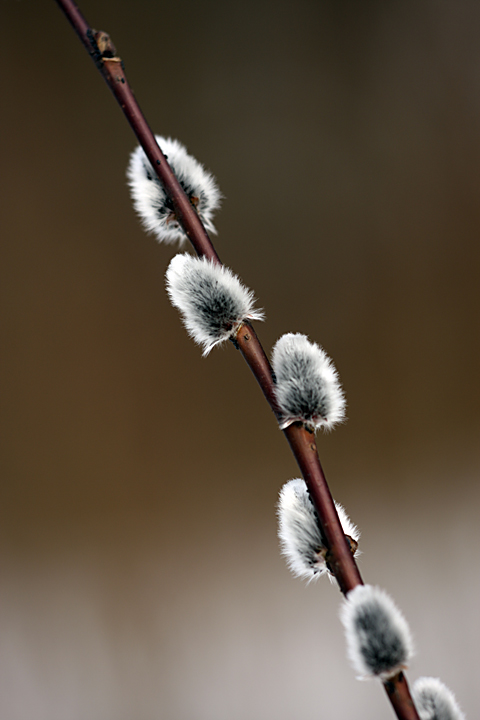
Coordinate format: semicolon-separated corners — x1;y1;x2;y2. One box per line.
235;323;280;414
384;673;421;720
55;2;420;718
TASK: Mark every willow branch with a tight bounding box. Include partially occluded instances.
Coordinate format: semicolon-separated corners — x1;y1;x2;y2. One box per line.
55;2;420;718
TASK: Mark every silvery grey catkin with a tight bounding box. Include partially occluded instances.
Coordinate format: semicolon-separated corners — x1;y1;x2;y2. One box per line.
412;677;466;720
166;253;264;355
127;136;221;244
271;333;346;431
278;478;360;582
340;584;414;680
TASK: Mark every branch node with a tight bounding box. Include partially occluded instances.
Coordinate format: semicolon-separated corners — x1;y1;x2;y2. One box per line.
93;29;118;58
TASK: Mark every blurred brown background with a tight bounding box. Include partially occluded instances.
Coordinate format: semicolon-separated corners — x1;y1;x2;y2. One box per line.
1;1;479;718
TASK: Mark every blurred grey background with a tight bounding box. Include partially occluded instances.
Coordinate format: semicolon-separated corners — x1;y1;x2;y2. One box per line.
1;1;479;718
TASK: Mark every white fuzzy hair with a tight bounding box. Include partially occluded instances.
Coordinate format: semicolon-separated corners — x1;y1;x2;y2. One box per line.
127;136;221;244
271;333;346;431
340;584;414;680
412;678;466;720
165;253;264;355
277;478;360;582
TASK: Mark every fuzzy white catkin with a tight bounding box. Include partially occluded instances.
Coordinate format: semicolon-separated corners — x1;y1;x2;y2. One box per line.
278;478;360;582
412;678;466;720
340;584;414;680
127;136;221;244
165;253;264;355
271;333;346;431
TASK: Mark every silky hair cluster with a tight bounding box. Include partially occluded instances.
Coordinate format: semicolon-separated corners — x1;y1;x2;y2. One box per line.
412;677;466;720
271;333;346;431
165;253;264;355
340;584;414;680
278;478;359;582
127;136;221;244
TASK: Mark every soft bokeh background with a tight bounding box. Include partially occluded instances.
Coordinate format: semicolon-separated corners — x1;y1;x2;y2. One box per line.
1;1;479;718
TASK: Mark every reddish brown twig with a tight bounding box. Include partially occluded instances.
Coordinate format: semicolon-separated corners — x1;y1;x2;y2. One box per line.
385;673;423;720
54;2;420;718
